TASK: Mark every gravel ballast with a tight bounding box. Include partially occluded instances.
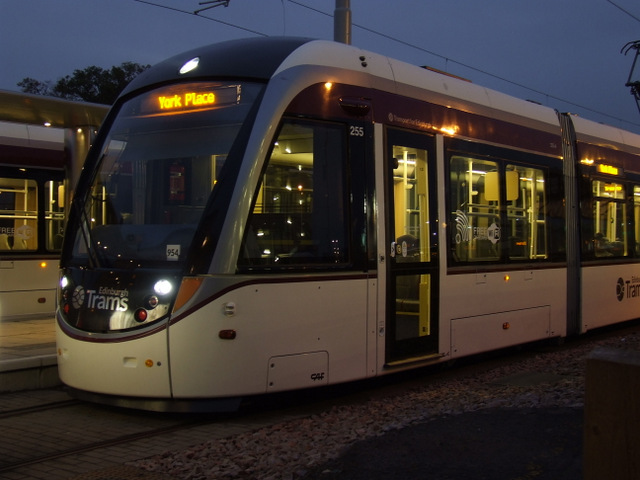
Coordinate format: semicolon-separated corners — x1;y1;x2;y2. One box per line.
132;328;640;479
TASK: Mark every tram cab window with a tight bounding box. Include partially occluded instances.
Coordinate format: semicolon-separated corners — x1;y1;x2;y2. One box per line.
239;120;349;269
0;177;38;251
448;152;550;264
591;179;627;257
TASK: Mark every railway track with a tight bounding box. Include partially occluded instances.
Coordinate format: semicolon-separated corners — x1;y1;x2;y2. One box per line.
0;386;316;480
0;415;206;474
2;322;639;480
0;398;79;419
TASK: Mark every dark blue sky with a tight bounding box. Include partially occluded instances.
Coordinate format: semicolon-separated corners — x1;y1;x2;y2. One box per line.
2;0;639;132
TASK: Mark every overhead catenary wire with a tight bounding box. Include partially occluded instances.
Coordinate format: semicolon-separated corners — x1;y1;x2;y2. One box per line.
287;0;640;128
606;0;640;24
132;0;640;130
132;0;268;36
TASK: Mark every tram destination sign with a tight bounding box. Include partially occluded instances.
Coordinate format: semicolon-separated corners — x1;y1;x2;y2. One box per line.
139;83;241;116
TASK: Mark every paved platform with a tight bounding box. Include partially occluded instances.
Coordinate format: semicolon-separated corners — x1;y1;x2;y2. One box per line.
0;316;60;392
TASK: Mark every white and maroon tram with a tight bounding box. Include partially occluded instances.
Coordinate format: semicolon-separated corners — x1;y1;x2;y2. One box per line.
0;92;107;320
55;37;640;410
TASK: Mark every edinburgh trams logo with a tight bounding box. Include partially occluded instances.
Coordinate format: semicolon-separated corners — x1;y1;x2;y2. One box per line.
616;276;640;302
71;286;85;309
454;210;500;245
70;285;129;311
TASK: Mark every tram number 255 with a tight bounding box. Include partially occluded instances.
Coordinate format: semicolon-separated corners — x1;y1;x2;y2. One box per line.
349;126;365;137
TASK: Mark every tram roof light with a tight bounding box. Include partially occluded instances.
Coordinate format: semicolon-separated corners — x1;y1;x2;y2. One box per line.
179;57;200;75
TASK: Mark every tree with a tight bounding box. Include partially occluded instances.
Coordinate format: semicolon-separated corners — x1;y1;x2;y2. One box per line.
18;62;150;105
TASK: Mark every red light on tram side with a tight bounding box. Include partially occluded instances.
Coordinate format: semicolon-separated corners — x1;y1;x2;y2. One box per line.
219;329;237;340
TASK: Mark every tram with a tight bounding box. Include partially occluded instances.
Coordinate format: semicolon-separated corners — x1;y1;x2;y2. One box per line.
55;37;640;411
0;92;107;320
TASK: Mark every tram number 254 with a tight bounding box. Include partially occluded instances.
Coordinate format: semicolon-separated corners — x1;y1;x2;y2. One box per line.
310;372;326;381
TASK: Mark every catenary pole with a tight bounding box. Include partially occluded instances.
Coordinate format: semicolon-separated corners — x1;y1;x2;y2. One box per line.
334;0;351;44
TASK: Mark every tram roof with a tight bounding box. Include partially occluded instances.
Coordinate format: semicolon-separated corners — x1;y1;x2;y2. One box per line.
122;37;314;96
0;90;109;129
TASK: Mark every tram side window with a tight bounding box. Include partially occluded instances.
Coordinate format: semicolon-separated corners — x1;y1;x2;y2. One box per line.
449;154;551;263
0;177;37;251
505;164;547;260
449;156;501;262
591;179;627;257
239;120;349;269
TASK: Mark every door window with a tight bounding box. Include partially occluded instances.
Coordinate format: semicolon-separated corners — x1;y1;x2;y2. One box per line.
386;131;438;363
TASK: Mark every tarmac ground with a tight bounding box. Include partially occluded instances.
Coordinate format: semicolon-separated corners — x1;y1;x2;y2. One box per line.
303;406;583;480
0;316;59;393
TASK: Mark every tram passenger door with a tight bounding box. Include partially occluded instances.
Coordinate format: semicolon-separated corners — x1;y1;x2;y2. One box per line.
385;129;438;364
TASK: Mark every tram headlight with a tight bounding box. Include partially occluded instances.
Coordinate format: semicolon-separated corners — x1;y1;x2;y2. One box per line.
154;279;173;296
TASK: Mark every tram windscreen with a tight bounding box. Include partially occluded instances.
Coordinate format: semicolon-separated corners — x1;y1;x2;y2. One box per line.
70;82;263;268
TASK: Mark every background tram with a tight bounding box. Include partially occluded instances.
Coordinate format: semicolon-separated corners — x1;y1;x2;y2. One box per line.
0;91;107;320
55;38;640;411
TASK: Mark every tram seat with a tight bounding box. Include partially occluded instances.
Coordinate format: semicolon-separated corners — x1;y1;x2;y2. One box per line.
12;238;27;250
0;234;10;251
